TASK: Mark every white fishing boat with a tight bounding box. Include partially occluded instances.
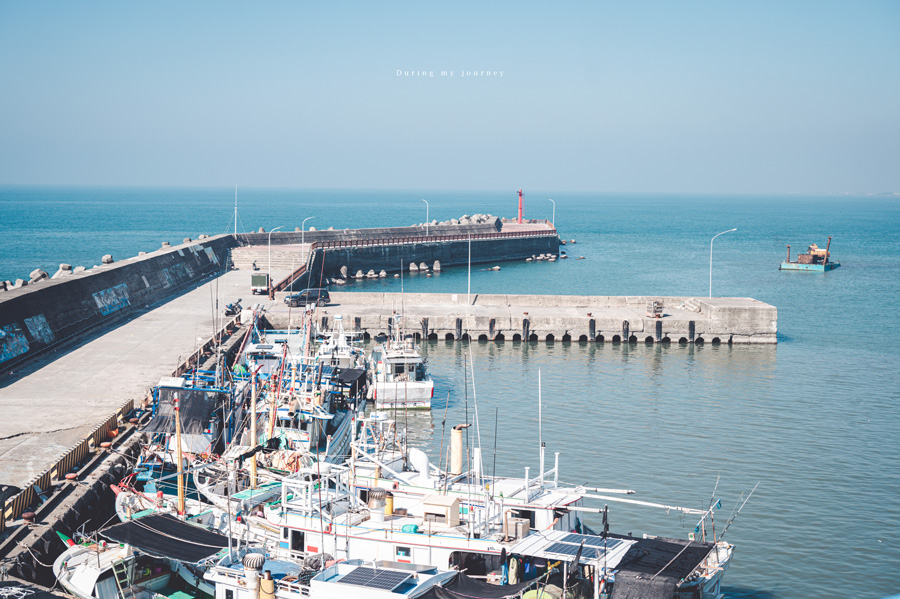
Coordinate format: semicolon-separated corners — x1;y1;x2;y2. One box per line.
53;514;228;599
315;315;368;370
369;335;433;410
205;553;483;599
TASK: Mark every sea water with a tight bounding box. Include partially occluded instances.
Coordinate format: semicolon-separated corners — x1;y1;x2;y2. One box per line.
1;186;898;597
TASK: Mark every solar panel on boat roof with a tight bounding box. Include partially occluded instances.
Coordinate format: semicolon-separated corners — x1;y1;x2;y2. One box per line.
337;567;412;591
560;533;623;549
544;543;603;560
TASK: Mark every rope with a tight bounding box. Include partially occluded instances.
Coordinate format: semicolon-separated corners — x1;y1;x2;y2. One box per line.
0;587;35;599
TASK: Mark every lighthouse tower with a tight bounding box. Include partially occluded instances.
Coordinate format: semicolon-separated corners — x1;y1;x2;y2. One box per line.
517;189;523;224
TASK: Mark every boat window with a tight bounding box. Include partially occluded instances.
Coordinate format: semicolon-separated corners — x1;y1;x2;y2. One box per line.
396;546;411;558
416;363;426;381
225;590;234;599
291;530;304;552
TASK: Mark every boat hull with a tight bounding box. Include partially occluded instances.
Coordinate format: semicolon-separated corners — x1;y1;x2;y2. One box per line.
374;381;433;409
780;261;840;271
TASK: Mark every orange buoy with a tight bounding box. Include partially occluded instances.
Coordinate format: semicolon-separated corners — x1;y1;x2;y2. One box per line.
65;473;78;480
100;442;112;448
108;429;119;438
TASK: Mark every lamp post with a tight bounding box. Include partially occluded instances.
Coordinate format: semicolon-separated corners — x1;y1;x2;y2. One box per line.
421;199;429;236
548;199;555;228
268;226;284;290
301;216;315;245
709;228;737;298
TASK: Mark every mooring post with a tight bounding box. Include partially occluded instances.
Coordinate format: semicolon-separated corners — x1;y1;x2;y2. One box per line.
589;318;596;341
523;318;530;340
489;318;496;340
689;320;696;343
622;320;630;342
456;318;462;340
421;317;429;340
656;320;662;342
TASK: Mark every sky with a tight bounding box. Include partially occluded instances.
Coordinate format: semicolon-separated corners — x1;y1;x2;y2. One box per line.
0;1;898;193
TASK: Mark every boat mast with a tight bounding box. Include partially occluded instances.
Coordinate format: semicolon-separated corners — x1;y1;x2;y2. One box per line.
250;373;258;489
174;395;185;516
538;369;544;488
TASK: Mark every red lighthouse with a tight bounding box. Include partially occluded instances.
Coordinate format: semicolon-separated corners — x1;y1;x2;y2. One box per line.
517;189;523;224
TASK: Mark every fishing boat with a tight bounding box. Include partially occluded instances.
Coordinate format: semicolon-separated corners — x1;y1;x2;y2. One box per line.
314;314;368;370
369;325;433;410
53;514;229;599
780;237;840;271
205;553;497;599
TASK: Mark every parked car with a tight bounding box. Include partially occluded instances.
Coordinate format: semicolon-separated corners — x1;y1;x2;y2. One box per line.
284;288;330;307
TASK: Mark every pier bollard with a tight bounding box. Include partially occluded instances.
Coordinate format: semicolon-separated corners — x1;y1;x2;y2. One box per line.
622;320;630;342
689;321;696;343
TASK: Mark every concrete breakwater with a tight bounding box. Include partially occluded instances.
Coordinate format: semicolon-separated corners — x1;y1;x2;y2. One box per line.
267;292;778;344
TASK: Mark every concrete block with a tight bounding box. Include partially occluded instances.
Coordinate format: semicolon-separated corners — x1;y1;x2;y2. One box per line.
139;251;147;256
340;265;349;279
161;241;171;248
409;262;419;272
73;266;86;273
101;255;114;264
433;260;441;271
183;238;192;243
308;226;316;231
379;270;387;278
30;268;50;282
419;262;428;271
13;279;27;288
0;281;8;291
51;264;73;279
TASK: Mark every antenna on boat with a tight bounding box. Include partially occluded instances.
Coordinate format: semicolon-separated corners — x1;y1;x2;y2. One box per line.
538;369;544;488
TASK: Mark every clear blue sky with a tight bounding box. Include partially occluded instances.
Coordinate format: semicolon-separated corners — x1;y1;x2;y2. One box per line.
1;1;897;193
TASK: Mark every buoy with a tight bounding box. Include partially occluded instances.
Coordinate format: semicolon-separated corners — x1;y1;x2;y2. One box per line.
100;441;112;448
65;473;78;481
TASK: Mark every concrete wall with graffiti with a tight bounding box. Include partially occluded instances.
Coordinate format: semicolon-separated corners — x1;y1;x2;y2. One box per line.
0;235;235;369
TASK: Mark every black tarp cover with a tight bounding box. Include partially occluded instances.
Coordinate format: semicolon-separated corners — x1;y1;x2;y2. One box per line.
609;535;715;599
418;572;533;599
144;387;222;434
99;514;229;564
336;368;367;395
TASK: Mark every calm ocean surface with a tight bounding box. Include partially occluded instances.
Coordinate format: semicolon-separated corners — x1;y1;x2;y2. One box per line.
1;186;899;597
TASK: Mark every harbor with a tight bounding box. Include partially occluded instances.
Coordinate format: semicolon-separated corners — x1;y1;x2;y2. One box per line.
0;215;780;599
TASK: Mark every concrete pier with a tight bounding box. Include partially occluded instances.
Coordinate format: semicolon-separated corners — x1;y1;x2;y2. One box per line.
266;292;778;344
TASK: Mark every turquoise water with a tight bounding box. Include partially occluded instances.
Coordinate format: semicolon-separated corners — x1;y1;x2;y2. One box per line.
1;186;899;597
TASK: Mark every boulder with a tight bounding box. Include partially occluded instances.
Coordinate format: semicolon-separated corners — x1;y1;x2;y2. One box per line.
73;266;86;273
12;279;27;288
354;270;364;279
366;269;377;279
379;270;387;278
409;262;419;272
258;227;266;233
332;278;346;285
295;227;302;232
183;237;192;243
419;262;428;271
450;219;459;225
394;274;400;278
433;260;441;272
161;241;171;248
101;255;114;264
340;265;349;279
308;226;317;231
328;227;335;231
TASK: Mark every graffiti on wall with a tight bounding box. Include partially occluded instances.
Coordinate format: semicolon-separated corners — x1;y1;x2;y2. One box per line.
93;283;130;315
24;314;55;345
162;263;189;288
0;324;30;364
204;247;219;265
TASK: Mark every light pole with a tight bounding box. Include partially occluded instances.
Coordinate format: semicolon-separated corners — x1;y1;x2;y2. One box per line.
268;226;284;298
301;216;315;245
421;199;429;236
548;199;555;228
709;228;737;298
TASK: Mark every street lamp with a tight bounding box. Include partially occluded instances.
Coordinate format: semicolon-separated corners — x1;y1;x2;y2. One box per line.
268;226;284;298
709;228;737;298
421;199;429;236
548;199;555;228
301;216;315;245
